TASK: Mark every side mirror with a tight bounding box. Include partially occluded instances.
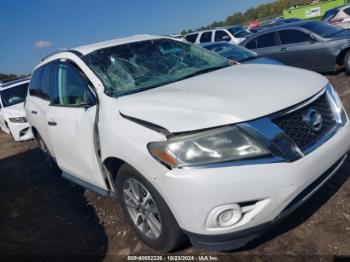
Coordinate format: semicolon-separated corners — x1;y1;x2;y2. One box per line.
310;34;319;43
87;96;97;107
80;88;97;109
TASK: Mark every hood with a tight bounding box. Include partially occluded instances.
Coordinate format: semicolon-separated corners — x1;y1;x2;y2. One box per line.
242;56;283;65
118;64;328;133
2;102;26;118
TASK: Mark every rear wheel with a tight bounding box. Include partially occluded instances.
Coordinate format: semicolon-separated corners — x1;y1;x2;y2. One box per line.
36;133;61;175
116;164;185;252
344;51;350;75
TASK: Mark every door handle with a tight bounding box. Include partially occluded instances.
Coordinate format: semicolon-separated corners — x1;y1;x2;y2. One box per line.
281;47;289;52
31;110;38;115
48;121;57;126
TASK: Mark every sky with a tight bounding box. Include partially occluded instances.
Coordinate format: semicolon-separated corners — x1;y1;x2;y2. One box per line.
1;0;271;74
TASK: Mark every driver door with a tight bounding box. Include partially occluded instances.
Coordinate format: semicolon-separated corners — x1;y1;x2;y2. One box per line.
46;61;107;190
276;29;334;71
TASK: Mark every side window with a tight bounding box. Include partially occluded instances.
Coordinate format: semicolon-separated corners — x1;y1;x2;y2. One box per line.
246;38;257;49
215;30;231;42
344;7;350;15
51;62;95;107
185;34;198;43
40;64;51;100
29;67;43;97
200;32;212;43
279;30;312;45
257;32;278;48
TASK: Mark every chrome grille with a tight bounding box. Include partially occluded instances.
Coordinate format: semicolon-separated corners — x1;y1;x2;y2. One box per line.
272;93;336;151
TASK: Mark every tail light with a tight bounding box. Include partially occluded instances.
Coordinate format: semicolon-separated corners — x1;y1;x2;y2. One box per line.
329;18;344;24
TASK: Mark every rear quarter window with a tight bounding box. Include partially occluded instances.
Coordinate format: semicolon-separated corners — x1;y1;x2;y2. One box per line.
323;8;339;20
344;7;350;16
185;34;198;43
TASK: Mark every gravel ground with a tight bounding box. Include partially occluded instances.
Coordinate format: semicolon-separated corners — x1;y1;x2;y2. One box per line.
0;72;350;261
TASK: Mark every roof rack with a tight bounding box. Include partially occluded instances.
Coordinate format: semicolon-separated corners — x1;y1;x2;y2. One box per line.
41;49;83;61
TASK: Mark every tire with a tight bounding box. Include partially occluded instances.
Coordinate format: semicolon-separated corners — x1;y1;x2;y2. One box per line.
36;133;61;175
116;164;185;252
344;51;350;75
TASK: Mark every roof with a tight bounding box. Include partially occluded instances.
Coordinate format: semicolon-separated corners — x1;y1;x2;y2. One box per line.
185;25;245;35
243;20;312;40
0;77;30;91
72;34;162;55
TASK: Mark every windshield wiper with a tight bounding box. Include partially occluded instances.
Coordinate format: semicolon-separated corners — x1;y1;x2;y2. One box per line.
175;64;231;82
116;64;231;97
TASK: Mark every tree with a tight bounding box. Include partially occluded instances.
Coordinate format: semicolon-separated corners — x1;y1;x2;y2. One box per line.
0;73;17;81
181;0;315;34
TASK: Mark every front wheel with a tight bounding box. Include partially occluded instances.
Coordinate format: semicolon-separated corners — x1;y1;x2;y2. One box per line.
116;164;185;252
344;51;350;75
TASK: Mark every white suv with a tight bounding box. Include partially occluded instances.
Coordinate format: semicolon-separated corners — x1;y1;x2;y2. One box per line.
25;35;350;252
0;77;33;141
184;26;252;45
322;4;350;29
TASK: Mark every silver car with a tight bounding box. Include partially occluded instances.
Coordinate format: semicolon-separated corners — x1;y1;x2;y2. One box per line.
240;20;350;74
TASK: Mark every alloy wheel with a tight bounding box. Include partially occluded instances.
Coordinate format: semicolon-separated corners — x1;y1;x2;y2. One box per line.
122;178;162;240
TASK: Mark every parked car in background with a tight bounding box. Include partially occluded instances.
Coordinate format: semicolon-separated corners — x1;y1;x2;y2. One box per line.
250;18;302;33
0;77;33;141
200;42;283;65
184;25;252;45
25;35;350;252
322;4;350;29
241;20;350;73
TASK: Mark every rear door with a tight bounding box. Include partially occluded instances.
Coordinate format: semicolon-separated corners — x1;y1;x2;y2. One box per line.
26;64;54;153
253;32;280;60
46;60;107;189
199;31;213;44
277;29;334;71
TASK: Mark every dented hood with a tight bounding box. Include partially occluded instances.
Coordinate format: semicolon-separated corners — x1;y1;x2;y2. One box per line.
118;64;328;133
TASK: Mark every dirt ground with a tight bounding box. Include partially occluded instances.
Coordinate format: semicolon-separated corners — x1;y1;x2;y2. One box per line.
1;73;350;261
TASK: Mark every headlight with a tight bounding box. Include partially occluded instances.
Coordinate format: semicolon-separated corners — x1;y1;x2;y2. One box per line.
326;83;347;125
148;125;270;168
9;117;27;123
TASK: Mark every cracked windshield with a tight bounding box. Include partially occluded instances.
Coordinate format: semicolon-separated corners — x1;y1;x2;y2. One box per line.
84;38;230;96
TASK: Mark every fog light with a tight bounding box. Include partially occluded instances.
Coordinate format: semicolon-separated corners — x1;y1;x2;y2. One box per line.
216;205;242;228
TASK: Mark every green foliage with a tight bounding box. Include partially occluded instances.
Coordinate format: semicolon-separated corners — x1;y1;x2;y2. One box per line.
0;73;29;82
181;0;314;35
